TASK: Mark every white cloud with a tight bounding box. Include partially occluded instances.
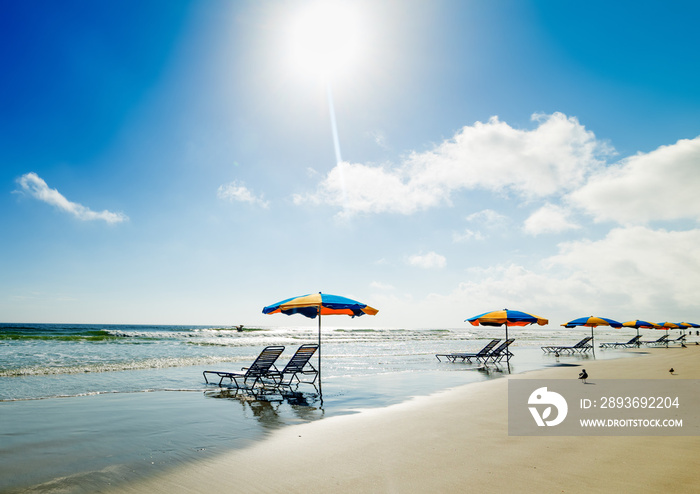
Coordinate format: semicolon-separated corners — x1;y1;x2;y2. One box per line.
369;263;590;328
447;264;590;319
407;251;446;269
454;209;508;241
452;228;485;242
368;130;389;149
16;172;128;224
393;226;700;327
466;209;508;225
523;203;581;235
293;160;437;214
217;181;270;208
569;136;700;224
294;112;612;216
305;167;320;178
548;226;700;309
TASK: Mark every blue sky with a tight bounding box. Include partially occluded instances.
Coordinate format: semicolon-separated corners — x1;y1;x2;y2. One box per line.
2;0;700;328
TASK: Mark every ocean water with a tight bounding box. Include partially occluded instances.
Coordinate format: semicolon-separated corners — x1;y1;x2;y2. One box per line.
0;322;668;492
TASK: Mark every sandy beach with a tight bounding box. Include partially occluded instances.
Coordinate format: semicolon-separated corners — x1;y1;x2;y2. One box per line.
111;345;700;494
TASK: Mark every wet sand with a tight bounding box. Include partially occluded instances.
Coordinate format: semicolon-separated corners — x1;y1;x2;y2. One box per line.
113;345;700;493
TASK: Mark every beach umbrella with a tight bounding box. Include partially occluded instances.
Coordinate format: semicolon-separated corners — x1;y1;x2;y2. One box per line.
262;292;378;388
679;322;700;335
466;309;548;359
656;322;681;344
562;316;622;352
656;321;680;335
622;320;660;339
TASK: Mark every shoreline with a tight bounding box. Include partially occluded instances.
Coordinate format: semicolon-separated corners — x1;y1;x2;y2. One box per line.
111;346;700;493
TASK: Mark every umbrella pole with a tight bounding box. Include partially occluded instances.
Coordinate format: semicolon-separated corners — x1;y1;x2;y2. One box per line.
505;323;510;362
591;327;596;357
318;307;323;395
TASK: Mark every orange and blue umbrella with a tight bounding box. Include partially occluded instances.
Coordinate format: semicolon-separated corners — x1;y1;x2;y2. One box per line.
656;322;680;330
263;292;378;319
679;322;700;334
562;316;622;329
562;316;622;352
623;320;659;328
656;322;682;346
657;321;682;337
263;292;378;388
466;309;548;354
622;320;660;338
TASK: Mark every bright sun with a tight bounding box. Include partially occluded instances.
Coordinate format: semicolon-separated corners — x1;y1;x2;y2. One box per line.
287;2;363;79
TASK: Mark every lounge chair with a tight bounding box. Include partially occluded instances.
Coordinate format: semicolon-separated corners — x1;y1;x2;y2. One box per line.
541;336;593;355
640;334;669;346
266;344;319;387
668;334;687;345
203;345;285;388
436;339;500;363
485;338;515;363
599;335;642;348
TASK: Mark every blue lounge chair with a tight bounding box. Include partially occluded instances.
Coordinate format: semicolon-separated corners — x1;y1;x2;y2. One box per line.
640;334;669;346
599;335;642;348
436;339;500;363
668;334;687;346
541;336;593;355
486;338;515;363
203;345;285;388
266;344;319;387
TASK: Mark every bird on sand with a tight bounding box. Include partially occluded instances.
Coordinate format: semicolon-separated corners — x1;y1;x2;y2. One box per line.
578;369;588;383
669;368;675;374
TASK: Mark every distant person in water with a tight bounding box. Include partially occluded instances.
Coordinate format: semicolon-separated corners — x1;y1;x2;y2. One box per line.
236;325;244;332
578;369;588;384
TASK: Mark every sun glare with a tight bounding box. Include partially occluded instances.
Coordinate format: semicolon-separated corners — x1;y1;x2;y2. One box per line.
288;2;363;79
